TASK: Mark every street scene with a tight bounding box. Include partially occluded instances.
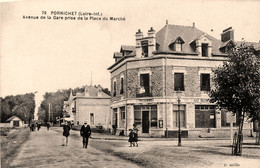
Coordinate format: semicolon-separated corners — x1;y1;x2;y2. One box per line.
1;0;260;168
6;127;260;168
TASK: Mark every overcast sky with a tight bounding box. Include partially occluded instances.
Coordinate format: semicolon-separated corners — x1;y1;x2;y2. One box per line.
1;0;260;98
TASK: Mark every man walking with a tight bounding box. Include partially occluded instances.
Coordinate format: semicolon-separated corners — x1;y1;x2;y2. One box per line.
80;121;91;149
62;121;70;146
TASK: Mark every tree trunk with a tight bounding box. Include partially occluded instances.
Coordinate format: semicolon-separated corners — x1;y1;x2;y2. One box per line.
232;112;244;155
257;119;260;145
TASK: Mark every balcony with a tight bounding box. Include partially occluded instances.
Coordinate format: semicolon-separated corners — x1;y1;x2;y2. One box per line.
136;86;152;97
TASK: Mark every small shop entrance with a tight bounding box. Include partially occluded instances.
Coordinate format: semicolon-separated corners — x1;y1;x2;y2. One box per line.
142;111;149;133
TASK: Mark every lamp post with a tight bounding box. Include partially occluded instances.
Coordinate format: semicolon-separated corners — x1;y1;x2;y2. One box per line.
176;89;182;146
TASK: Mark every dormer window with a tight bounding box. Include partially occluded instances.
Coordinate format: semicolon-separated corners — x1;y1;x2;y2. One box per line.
202;43;208;57
169;37;185;52
141;40;148;57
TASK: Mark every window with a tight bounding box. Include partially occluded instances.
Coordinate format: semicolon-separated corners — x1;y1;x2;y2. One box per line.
113;108;118;128
134;106;141;126
151;106;157;128
202;43;208;57
120;107;125;120
90;113;94;125
141;40;148;57
120;78;124;94
138;73;151;97
174;43;182;51
201;74;210;91
113;81;117;96
174;73;185;91
195;105;215;128
173;105;186;128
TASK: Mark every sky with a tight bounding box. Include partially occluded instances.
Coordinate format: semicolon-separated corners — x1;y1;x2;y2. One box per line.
1;0;260;99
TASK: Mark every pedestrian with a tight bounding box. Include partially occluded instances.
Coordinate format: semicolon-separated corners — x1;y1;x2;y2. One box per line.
37;122;41;131
80;121;91;149
62;121;70;146
47;122;50;130
133;128;138;147
128;129;134;147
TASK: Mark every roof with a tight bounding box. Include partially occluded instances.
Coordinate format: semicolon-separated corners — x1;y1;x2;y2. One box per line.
120;45;135;52
6;116;22;121
113;52;123;58
74;85;110;99
156;24;225;56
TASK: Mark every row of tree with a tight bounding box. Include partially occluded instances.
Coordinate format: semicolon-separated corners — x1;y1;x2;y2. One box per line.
0;93;36;123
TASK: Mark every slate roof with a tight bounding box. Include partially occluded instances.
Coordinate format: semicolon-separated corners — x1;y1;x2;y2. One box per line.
6;116;22;121
155;24;225;56
120;45;135;52
74;85;110;98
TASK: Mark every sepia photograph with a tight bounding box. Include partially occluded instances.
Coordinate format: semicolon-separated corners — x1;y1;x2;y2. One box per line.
1;0;260;167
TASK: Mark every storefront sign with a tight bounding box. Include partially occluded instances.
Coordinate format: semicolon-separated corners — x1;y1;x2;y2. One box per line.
194;99;210;103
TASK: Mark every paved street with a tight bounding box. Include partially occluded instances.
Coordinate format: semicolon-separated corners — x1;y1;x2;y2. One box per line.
10;127;139;168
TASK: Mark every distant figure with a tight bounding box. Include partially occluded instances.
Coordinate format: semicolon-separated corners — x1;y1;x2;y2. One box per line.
133;128;138;147
30;123;35;131
37;122;41;131
128;129;134;147
62;121;70;146
80;121;91;149
46;122;50;130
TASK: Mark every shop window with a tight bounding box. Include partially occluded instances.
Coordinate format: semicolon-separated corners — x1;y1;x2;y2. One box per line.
173;105;186;128
202;43;208;57
195;105;215;128
113;81;117;96
90;113;94;125
134;106;141;126
141;40;148;57
120;78;124;94
201;74;210;91
174;73;185;91
151;108;157;128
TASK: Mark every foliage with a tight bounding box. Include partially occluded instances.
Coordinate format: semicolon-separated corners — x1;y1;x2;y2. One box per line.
0;93;36;123
210;43;260;121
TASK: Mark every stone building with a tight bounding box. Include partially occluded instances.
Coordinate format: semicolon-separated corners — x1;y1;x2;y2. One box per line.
63;86;110;129
107;23;259;138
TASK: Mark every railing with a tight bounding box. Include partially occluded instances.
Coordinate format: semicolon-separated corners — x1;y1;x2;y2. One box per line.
136;86;152;97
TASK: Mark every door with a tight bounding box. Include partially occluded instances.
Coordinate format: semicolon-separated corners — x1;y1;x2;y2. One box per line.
142;111;149;133
13;121;19;127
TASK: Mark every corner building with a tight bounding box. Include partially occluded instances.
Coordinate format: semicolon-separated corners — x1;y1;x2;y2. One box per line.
108;23;253;138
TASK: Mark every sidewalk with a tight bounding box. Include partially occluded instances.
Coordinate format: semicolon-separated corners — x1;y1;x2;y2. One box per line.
88;130;257;142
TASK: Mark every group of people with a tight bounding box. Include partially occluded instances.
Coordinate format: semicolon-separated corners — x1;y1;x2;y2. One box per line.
128;128;138;147
62;120;91;148
61;121;139;148
29;122;42;131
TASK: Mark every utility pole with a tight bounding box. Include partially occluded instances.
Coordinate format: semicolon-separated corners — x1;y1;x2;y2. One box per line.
48;103;51;122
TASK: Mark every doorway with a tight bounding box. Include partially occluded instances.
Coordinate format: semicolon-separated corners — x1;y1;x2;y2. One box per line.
142;111;149;133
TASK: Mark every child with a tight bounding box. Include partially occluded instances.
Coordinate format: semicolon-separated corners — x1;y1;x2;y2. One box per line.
128;129;134;147
133;128;138;147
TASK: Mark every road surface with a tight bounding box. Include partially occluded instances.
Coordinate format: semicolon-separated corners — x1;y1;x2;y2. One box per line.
10;127;140;168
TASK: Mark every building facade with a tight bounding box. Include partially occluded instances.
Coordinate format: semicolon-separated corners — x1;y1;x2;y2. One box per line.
108;23;259;137
63;86;111;129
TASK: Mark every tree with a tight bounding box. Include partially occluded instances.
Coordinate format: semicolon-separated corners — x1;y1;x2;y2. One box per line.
210;43;260;154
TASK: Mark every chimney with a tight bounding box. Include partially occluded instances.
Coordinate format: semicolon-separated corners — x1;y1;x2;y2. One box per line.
135;29;143;58
192;22;195;28
221;27;234;42
135;29;143;40
148;27;155;37
148;27;156;56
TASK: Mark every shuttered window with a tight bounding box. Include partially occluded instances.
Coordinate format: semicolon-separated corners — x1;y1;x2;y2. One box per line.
174;73;185;91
